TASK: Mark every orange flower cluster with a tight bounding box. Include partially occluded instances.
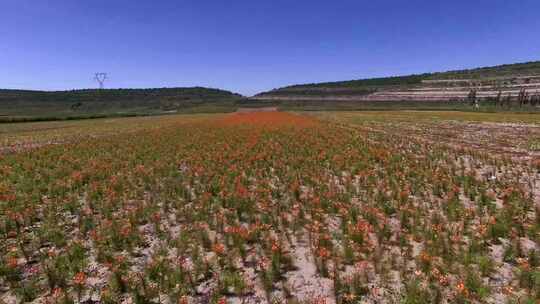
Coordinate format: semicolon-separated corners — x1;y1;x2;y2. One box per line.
218;112;317;128
224;225;250;239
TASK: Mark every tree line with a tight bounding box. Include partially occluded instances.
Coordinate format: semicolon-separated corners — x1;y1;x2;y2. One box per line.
468;87;540;109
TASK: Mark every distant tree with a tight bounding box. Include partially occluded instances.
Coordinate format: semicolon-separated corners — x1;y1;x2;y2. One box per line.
71;102;82;110
495;90;502;107
505;93;512;108
531;91;540;107
468;89;478;109
492;81;503;107
518;88;528;107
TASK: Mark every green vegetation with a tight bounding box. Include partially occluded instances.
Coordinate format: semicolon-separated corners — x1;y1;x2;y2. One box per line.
271;61;540;90
0;87;244;121
429;60;540;80
3;60;540;121
254;61;540;112
284;74;427;89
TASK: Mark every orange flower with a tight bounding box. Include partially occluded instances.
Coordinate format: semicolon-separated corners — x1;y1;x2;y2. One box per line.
120;224;132;237
502;285;513;295
343;293;356;302
7;256;18;268
421;251;431;260
151;211;161;222
309;296;327;304
399;189;410;201
52;287;63;298
456;281;468;297
516;257;530;270
178;296;189;304
271;241;281;253
71;171;83;183
115;255;126;265
73;272;86;285
213;243;225;255
217;297;227;304
317;247;330;259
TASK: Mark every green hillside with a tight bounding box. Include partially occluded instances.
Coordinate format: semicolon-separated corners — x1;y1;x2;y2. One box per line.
429;60;540;80
284;74;427;89
251;60;540;111
268;60;540;91
0;87;244;121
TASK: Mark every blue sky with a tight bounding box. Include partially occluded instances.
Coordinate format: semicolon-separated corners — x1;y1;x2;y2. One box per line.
1;0;539;96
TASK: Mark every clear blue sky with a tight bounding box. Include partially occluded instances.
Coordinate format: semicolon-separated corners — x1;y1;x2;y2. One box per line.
1;0;539;96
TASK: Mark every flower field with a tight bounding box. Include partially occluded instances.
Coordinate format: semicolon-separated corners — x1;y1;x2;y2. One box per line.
0;111;539;303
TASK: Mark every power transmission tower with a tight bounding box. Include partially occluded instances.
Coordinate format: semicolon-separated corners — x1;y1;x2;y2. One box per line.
94;73;107;89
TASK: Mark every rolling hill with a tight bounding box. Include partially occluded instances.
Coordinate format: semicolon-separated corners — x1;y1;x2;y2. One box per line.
0;87;244;121
3;60;540;121
253;61;540;105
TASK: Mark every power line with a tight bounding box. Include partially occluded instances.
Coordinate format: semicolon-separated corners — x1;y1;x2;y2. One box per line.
94;73;107;89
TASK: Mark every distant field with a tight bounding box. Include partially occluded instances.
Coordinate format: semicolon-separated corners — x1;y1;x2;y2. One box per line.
0;114;220;154
311;110;540;163
311;110;540;124
1;111;538;303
